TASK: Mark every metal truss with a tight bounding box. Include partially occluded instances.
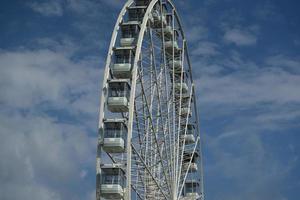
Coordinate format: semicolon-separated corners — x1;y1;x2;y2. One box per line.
96;1;204;199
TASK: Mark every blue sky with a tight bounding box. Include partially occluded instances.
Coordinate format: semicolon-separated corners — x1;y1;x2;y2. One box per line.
0;0;299;200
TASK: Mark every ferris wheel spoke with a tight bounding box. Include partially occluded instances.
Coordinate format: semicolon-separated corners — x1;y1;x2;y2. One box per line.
97;1;204;199
174;42;187;190
156;9;175;191
147;25;174;181
132;144;169;199
177;136;200;199
136;63;172;193
176;85;194;193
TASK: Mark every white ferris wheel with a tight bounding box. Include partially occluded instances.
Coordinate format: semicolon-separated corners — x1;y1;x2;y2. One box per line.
96;0;204;199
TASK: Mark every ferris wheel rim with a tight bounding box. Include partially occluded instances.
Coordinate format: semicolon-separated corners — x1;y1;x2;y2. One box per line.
97;1;204;199
128;1;191;198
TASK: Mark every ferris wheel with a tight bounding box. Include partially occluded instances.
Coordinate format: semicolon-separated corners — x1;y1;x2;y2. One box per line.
96;0;204;199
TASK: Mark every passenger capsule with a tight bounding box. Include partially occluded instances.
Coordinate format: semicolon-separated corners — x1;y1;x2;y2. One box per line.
112;47;134;78
100;164;125;199
127;6;147;22
120;22;140;47
181;124;196;144
107;80;131;112
151;5;167;28
102;119;127;153
183;149;199;172
164;30;180;53
135;0;151;6
182;181;200;199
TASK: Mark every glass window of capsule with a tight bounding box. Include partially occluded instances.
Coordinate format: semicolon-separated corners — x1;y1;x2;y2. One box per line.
114;49;133;64
101;166;125;186
103;120;127;139
108;81;131;99
184;150;199;163
135;0;151;6
174;69;188;80
181;124;195;135
121;24;140;39
128;7;146;22
184;181;200;194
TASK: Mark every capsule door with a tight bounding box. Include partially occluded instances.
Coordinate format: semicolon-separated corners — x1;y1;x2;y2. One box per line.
100;166;125;199
107;81;130;112
102;120;127;153
120;23;140;47
112;48;134;79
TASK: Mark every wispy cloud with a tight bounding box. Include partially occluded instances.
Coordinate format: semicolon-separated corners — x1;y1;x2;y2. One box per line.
66;0;122;14
195;50;300;198
0;39;100;199
2;0;300;200
253;1;283;22
29;1;63;17
223;28;257;46
186;26;208;42
101;0;124;8
28;0;122;18
191;41;219;56
205;129;296;200
0;112;95;200
198;67;300;105
0;47;100;115
266;54;300;72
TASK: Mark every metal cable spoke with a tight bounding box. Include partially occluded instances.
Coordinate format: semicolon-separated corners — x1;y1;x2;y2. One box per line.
97;1;204;200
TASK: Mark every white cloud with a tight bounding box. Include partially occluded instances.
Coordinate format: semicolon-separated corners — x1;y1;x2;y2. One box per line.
186;26;208;42
1;184;61;200
192;52;300;109
266;54;300;71
0;47;101;116
193;53;300;200
194;52;300;136
0;112;96;200
66;0;94;14
198;68;300;105
101;0;124;8
254;1;283;22
66;0;122;15
0;39;101;199
206;131;294;200
223;28;257;46
29;1;63;17
255;109;300;124
87;190;96;200
176;2;299;199
191;41;219;56
2;1;300;199
28;0;122;18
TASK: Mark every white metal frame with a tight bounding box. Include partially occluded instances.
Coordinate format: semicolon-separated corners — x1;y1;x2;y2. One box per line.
96;0;204;199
